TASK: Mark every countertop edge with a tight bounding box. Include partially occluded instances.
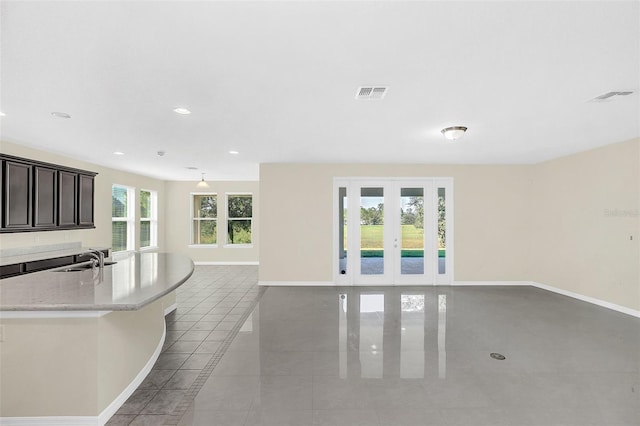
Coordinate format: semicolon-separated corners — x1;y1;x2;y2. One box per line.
0;256;195;315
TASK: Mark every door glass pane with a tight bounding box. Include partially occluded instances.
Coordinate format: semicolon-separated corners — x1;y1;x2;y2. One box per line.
338;187;348;275
360;187;384;275
400;188;424;274
438;188;446;274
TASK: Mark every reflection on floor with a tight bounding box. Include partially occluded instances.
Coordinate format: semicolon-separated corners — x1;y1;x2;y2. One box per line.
109;266;640;426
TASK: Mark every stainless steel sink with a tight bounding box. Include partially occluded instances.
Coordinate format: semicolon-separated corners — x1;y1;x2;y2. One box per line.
53;261;117;272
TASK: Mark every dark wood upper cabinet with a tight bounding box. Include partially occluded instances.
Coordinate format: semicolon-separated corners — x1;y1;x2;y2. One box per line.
58;170;77;227
78;174;95;226
3;160;32;228
34;166;57;227
0;154;97;233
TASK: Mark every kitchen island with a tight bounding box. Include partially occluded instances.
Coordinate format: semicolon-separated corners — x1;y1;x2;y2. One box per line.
0;252;194;425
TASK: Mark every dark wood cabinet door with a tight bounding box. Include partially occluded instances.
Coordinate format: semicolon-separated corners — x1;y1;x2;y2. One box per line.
34;166;57;227
78;174;94;226
1;154;97;233
3;161;32;228
58;170;77;227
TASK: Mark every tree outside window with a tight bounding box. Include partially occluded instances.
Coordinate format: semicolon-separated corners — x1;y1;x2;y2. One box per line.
112;185;135;252
140;189;157;248
192;194;217;245
227;194;252;245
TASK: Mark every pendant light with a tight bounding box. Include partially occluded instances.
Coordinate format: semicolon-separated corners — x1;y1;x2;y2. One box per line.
196;173;209;188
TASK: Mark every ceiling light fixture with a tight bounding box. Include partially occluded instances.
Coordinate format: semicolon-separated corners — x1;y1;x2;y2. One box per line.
113;151;125;155
0;112;6;117
173;107;191;115
51;112;71;119
441;126;468;140
196;172;209;188
229;150;239;155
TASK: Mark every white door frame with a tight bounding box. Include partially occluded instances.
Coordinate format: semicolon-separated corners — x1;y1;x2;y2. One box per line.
333;177;453;286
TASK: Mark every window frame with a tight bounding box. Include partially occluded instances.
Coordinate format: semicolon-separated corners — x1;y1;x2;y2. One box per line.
139;189;158;250
189;192;218;247
225;192;253;248
112;184;135;253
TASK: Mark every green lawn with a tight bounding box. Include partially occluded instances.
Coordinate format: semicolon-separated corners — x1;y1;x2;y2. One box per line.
358;225;425;249
346;225;445;258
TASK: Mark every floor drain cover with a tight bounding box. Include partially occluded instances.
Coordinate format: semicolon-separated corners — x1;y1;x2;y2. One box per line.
490;353;506;360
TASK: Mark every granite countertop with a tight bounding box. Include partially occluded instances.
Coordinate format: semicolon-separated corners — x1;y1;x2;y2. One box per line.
0;252;194;312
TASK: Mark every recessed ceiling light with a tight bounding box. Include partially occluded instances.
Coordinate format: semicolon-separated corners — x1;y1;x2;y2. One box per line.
0;112;6;117
51;111;71;119
229;150;239;155
113;151;125;155
173;107;191;115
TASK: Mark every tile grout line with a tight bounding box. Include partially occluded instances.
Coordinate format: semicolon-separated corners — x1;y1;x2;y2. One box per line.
163;285;267;426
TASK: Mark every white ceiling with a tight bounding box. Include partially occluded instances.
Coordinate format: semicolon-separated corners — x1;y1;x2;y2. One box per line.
1;1;639;181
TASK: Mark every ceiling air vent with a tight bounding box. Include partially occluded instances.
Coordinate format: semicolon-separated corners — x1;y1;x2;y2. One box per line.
356;86;388;100
589;91;634;102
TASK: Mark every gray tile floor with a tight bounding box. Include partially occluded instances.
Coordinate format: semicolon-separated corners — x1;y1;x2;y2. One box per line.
106;265;261;426
109;267;640;426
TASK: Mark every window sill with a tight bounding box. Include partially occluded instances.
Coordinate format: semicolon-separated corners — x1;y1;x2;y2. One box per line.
223;244;254;249
188;244;218;249
139;246;159;252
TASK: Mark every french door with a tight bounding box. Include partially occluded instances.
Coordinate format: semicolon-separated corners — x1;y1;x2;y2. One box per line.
335;178;453;285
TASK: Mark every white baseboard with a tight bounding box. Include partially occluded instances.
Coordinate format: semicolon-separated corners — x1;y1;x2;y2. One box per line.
258;280;335;287
194;261;259;266
452;281;530;286
96;320;166;424
259;279;640;318
530;281;640;318
0;322;166;426
0;418;98;425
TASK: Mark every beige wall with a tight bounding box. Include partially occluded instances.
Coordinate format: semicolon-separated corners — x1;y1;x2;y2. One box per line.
97;299;164;413
0;141;166;252
0;317;99;415
165;180;259;263
0;298;165;417
259;163;534;283
259;139;640;311
531;138;640;310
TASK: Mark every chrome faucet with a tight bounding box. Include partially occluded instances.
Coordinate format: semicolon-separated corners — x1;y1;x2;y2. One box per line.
87;248;105;270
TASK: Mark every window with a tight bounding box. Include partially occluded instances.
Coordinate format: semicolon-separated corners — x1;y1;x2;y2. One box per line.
140;189;158;249
191;193;217;245
226;194;252;245
112;185;135;252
